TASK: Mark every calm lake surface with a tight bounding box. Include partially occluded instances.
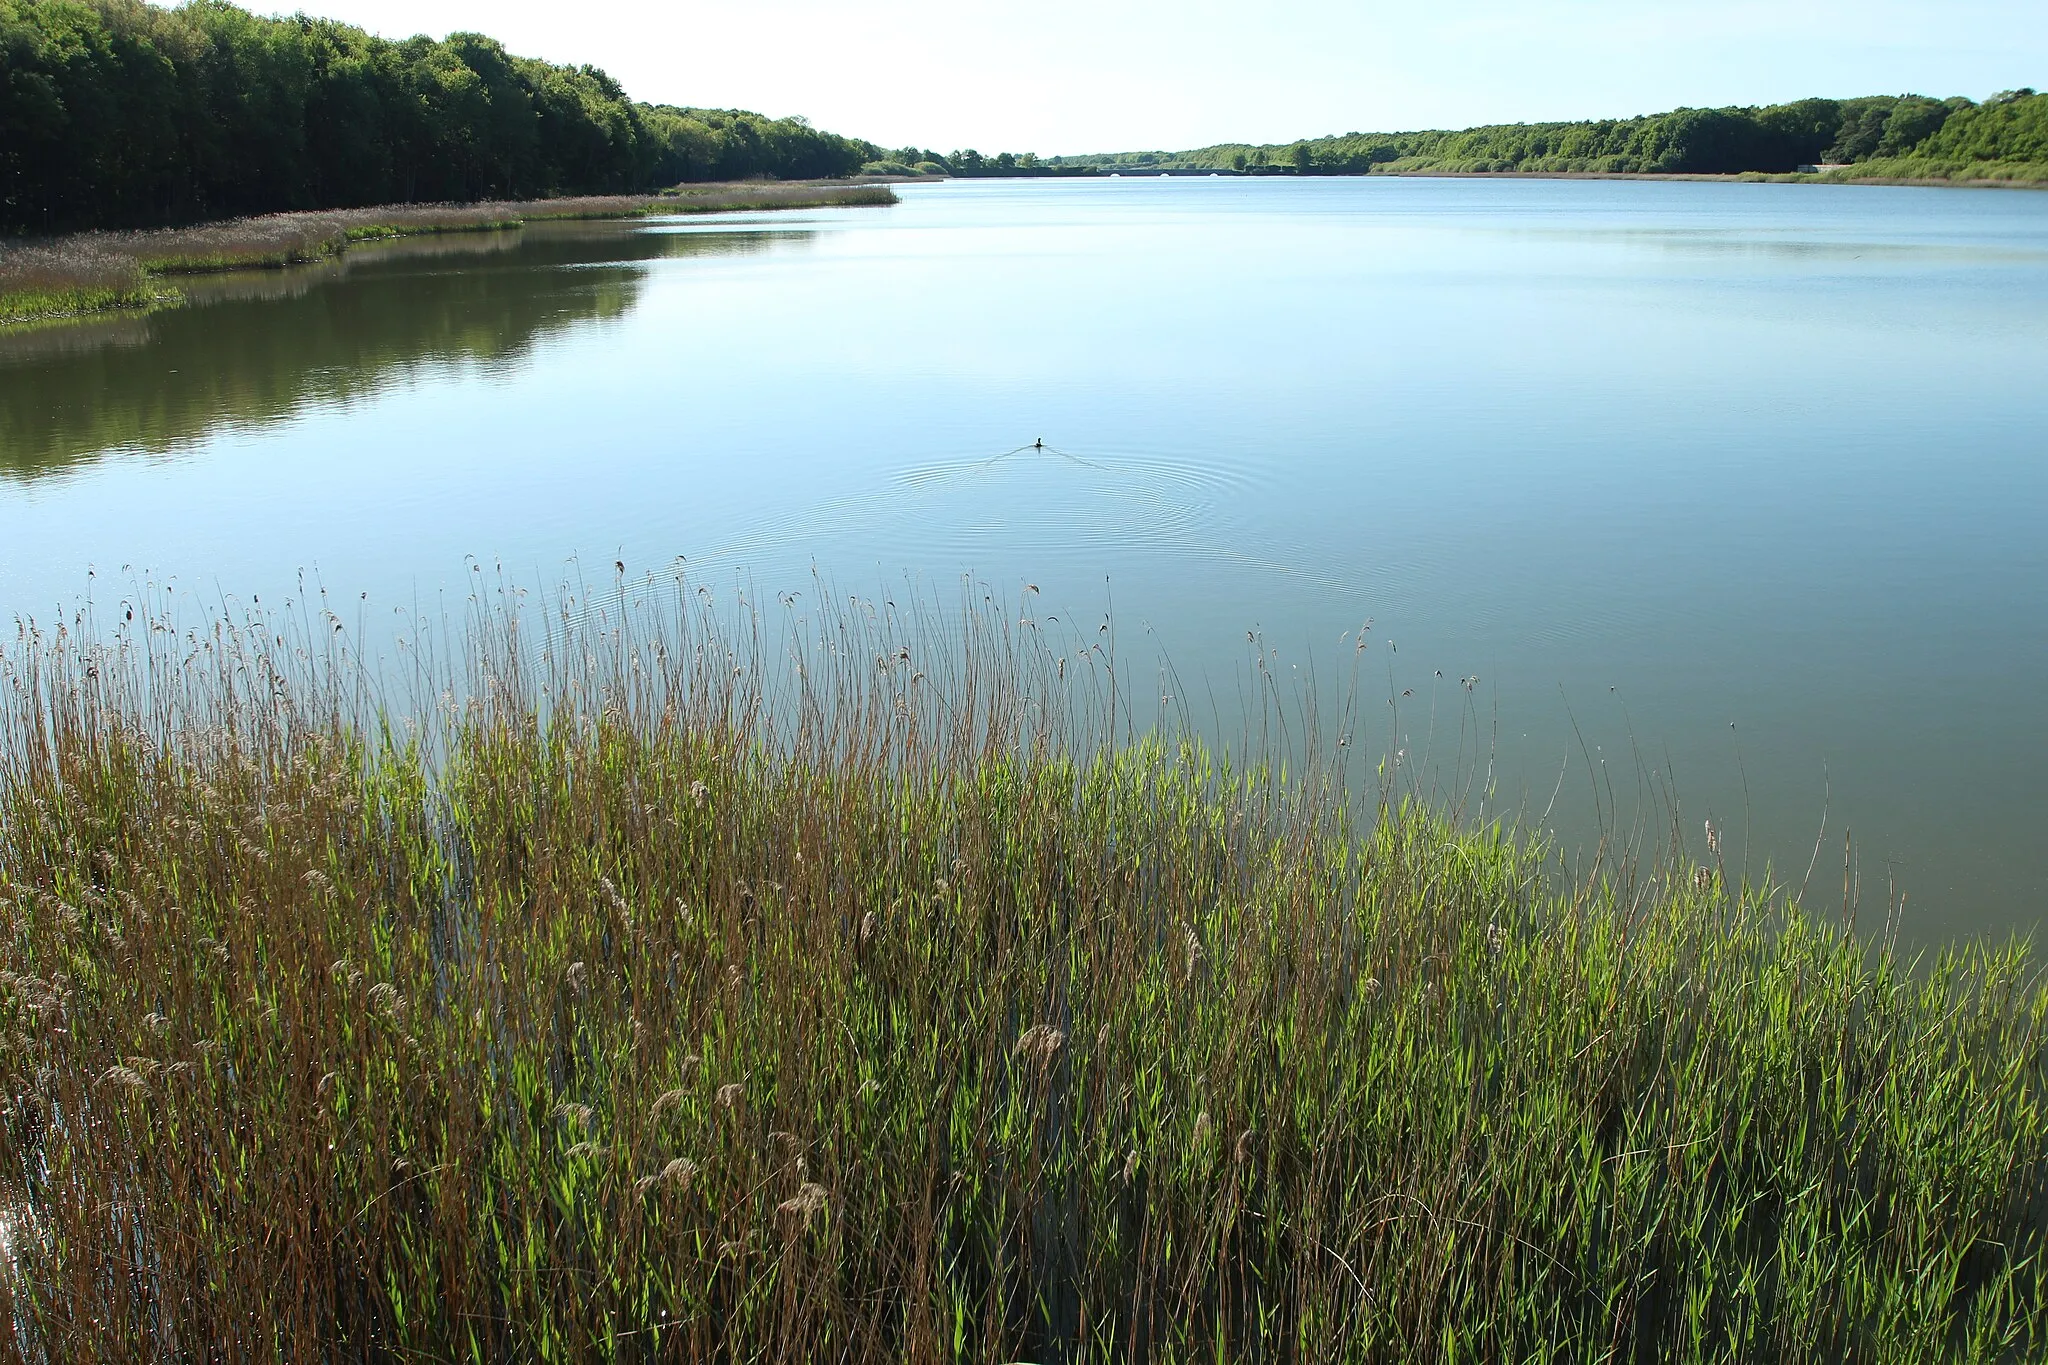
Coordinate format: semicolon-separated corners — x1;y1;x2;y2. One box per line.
2;177;2045;941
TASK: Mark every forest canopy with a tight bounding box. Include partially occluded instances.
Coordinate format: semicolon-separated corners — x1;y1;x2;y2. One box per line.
1052;90;2048;179
0;0;879;232
3;0;2041;235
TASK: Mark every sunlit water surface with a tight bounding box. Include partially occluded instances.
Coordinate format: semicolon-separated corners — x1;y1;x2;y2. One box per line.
2;178;2044;941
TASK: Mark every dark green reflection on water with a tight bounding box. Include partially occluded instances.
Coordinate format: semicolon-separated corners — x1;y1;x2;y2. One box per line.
0;221;800;478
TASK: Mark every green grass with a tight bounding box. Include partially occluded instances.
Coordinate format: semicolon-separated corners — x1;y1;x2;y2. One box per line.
0;184;897;326
1;585;2046;1361
0;281;163;324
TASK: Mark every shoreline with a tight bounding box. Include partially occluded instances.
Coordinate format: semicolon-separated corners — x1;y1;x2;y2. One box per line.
0;182;896;329
887;167;2048;191
1383;168;2048;190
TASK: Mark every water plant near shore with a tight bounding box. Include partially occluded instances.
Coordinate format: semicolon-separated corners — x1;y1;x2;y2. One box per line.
0;242;168;326
1;582;2046;1362
0;184;896;326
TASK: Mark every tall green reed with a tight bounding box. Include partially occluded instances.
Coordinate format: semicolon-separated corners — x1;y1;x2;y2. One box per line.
0;577;2044;1362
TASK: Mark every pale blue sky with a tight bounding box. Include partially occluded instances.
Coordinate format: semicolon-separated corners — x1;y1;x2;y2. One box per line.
265;0;2043;153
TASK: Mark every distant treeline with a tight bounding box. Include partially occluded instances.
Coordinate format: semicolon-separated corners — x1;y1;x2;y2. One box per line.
1051;90;2048;180
0;0;879;233
862;148;1083;179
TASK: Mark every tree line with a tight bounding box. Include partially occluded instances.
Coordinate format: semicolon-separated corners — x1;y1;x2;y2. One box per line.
861;147;1087;178
0;0;879;233
1052;90;2048;177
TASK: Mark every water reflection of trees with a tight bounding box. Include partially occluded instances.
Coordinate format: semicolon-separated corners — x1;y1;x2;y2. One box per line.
0;223;804;478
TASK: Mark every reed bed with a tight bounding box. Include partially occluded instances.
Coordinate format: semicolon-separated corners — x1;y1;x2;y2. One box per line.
658;183;902;213
1818;158;2048;186
0;241;166;326
1731;161;2048;187
1;580;2045;1363
0;183;896;325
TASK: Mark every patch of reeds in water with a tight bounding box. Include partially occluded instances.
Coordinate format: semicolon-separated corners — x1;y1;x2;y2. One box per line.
0;241;165;326
1734;159;2048;187
0;183;897;326
1;579;2045;1362
657;182;902;213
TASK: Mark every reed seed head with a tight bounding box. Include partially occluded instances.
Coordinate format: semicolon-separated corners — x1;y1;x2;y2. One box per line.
634;1157;698;1197
777;1181;828;1229
1015;1024;1065;1063
99;1064;147;1091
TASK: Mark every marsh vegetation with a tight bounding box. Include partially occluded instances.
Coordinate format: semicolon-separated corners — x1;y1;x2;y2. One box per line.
0;184;895;326
3;583;2047;1361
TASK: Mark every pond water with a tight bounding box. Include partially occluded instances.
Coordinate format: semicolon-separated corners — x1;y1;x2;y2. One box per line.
2;177;2045;941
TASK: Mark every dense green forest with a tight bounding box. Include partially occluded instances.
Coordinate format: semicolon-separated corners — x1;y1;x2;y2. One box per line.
1050;89;2048;180
0;0;879;233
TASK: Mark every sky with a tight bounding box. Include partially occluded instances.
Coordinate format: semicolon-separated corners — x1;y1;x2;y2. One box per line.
239;0;2046;154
